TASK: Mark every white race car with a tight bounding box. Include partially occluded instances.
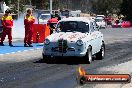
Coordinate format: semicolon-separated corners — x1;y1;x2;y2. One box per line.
42;17;105;63
95;17;106;28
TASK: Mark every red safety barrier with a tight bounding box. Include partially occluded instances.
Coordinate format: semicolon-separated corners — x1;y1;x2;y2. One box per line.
32;24;50;43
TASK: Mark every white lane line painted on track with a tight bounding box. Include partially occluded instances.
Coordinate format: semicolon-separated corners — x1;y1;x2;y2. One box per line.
0;48;43;56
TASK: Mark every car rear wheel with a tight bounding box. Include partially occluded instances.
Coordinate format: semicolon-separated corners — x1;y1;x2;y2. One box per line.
96;42;105;60
85;46;92;63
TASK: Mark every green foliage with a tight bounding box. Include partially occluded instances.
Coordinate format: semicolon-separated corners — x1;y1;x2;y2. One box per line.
31;0;122;14
120;0;132;21
91;0;123;15
4;0;11;5
3;0;131;20
31;0;82;10
10;0;26;14
31;0;49;9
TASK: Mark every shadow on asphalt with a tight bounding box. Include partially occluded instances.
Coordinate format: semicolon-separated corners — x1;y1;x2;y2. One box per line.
34;57;94;65
12;45;24;47
36;45;43;46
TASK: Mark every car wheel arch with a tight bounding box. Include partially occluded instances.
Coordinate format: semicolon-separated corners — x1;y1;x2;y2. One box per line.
102;41;105;47
87;45;92;54
88;45;92;50
85;45;93;63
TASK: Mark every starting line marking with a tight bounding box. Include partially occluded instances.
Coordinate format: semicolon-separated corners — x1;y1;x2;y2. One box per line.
0;48;42;56
0;43;43;56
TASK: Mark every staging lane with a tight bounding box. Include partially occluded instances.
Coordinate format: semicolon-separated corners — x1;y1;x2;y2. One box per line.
0;28;132;88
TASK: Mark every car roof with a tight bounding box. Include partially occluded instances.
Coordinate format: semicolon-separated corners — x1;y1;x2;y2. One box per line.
95;17;104;19
59;17;94;23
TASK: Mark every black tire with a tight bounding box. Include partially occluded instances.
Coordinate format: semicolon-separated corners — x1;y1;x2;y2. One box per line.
43;54;50;62
85;46;92;63
96;43;105;60
79;76;86;85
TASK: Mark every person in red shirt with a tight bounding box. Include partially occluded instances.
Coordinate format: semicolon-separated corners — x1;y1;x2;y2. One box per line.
0;9;13;46
47;14;58;34
24;9;35;47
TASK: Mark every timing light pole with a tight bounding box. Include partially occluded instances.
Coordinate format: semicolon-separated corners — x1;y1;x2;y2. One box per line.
50;0;52;14
18;0;20;18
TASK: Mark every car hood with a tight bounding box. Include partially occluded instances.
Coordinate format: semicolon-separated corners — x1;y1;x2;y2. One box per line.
47;32;87;42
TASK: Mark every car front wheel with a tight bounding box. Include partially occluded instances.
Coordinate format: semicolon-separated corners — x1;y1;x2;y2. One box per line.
96;43;105;60
43;54;50;62
85;46;92;63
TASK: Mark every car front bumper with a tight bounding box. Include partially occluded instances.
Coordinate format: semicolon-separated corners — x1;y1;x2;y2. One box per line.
42;50;86;57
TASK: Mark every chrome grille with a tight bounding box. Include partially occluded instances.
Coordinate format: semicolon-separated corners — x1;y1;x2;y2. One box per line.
58;39;68;53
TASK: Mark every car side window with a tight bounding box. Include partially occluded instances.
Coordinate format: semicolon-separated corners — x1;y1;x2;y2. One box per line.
78;22;89;33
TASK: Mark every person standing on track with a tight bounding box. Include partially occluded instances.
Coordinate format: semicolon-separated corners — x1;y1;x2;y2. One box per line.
0;9;13;46
47;14;58;34
24;9;35;47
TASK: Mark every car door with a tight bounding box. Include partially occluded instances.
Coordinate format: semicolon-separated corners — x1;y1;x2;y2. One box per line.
93;21;102;52
89;22;98;54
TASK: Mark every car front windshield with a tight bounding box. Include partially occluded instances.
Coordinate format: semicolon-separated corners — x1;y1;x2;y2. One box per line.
56;21;89;33
40;15;50;20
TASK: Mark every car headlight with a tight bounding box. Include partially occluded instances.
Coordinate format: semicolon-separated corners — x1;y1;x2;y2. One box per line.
76;40;83;46
44;39;50;45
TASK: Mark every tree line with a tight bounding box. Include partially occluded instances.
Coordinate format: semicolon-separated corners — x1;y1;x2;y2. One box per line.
2;0;132;21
